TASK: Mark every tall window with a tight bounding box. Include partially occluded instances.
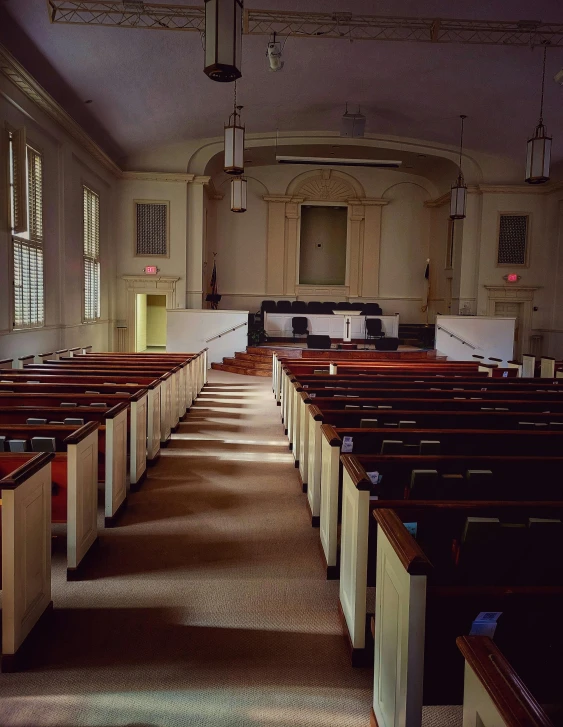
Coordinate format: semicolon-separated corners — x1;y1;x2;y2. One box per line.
83;186;100;321
8;130;45;329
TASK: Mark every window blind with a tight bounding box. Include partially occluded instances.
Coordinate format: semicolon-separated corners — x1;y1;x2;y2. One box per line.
9;135;44;329
83;186;101;321
13;237;44;328
8;128;28;234
27;147;43;241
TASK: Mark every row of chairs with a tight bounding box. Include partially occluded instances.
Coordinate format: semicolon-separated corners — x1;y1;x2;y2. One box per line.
261;300;383;315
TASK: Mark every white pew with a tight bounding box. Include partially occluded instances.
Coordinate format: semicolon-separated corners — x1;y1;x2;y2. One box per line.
1;452;53;671
371;509;430;727
456;636;553;727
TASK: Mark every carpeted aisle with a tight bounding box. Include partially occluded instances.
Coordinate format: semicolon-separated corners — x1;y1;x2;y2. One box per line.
0;370;461;726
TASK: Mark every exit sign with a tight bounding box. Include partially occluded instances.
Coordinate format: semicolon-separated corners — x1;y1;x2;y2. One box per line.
504;273;520;283
144;266;158;275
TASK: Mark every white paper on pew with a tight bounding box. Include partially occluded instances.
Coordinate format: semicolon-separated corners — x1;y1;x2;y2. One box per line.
469;621;498;638
470;611;502;639
475;611;502;622
341;436;354;453
303;385;308;389
367;471;382;485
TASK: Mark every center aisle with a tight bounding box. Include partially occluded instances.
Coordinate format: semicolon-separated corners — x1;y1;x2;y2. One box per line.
159;368;374;725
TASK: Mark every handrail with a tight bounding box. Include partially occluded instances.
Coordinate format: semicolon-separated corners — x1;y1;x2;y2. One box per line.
205;321;247;343
436;324;478;350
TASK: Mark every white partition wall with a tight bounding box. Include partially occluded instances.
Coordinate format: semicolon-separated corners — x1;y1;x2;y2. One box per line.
265;313;399;339
435;315;515;365
167;309;249;367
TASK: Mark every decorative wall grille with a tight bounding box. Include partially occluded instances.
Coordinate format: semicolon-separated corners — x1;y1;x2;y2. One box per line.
497;215;528;265
135;202;168;256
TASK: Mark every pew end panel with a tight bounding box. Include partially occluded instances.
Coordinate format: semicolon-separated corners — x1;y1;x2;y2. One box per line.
339;460;373;659
457;635;556;727
100;406;128;527
372;509;431;727
298;394;310;489
306;406;324;524
65;425;99;578
129;391;148;489
320;424;342;578
147;383;162;464
292;383;302;466
0;453;54;671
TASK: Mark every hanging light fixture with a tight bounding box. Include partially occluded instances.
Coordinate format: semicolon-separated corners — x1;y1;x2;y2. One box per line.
450;114;467;220
231;176;247;212
224;81;245;175
526;43;551;184
203;0;243;82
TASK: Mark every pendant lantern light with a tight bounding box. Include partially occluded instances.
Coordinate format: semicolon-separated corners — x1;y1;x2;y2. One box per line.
450;114;467;220
204;0;243;82
224;81;245;175
526;44;551;184
231;176;247;213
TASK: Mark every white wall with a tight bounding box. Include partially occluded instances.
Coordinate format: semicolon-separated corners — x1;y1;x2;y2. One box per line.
115;179;188;322
0;73;116;361
167;309;248;364
135;293;147;352
146;294;166;346
435;315;515;365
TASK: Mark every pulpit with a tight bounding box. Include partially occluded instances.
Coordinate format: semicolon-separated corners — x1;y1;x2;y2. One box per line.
332;310;362;342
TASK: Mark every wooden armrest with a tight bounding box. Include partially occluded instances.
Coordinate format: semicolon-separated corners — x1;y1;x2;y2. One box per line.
308;405;324;422
104;402;129;419
63;421;99;445
372;508;433;575
129;389;149;402
321;424;341;446
457;636;555;727
340;454;371;491
0;452;55;489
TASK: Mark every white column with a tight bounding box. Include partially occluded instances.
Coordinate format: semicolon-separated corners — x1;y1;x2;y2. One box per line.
186;177;209;309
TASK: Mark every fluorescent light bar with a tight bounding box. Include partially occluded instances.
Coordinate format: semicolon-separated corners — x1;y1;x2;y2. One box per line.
275;155;402;168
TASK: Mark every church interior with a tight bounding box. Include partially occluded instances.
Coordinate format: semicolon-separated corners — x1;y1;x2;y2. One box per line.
1;1;563;726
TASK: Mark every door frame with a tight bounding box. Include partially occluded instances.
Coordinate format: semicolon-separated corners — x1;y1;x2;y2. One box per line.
484;286;540;358
122;276;179;352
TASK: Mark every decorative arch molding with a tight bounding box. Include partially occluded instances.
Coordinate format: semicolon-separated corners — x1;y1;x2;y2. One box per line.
286;168;365;200
381;180;433;201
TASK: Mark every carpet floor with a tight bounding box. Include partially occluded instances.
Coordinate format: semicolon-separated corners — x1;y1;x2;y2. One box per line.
0;370;461;727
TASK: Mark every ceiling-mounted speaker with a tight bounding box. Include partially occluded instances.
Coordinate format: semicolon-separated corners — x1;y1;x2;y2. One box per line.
340;107;366;138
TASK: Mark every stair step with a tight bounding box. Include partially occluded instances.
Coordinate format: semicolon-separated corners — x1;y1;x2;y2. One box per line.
234;351;273;363
211;362;271;377
223;357;272;370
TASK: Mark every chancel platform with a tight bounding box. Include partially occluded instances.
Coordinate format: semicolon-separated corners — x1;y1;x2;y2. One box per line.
264;313;399;340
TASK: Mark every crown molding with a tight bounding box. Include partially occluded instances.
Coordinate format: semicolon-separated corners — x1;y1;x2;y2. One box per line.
0;43;122;178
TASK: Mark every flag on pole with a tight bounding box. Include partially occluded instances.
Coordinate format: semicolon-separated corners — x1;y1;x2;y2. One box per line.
208;256;218;309
422;258;430;320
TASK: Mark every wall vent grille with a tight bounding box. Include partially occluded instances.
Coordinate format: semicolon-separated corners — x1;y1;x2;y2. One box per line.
497;214;528;265
135;201;168;256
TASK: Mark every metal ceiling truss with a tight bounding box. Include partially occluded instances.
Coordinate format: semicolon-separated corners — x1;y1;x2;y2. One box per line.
47;1;563;47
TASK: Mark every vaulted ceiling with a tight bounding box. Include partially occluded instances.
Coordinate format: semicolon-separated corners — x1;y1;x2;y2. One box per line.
2;0;563;170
